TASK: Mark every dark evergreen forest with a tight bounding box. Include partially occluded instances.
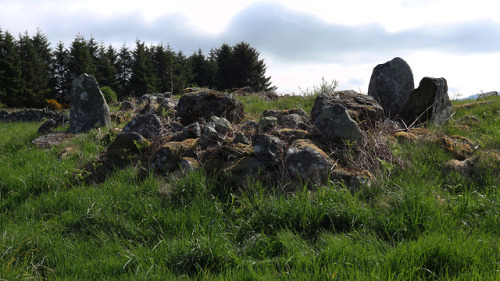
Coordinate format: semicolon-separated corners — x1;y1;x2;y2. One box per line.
0;28;275;108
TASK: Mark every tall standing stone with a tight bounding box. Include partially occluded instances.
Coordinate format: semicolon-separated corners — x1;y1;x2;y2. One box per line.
400;77;452;126
368;57;414;118
69;74;111;133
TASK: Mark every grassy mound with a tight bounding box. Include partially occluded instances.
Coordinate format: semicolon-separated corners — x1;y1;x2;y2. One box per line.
1;95;499;280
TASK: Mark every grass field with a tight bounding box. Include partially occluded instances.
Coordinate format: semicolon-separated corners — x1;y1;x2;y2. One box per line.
0;95;499;280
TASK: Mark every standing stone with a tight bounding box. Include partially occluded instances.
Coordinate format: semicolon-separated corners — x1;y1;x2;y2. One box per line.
314;103;363;142
368;57;414;118
69;74;111;133
400;77;452;126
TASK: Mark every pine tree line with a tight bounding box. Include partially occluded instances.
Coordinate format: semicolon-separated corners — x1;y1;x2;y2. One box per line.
0;28;275;108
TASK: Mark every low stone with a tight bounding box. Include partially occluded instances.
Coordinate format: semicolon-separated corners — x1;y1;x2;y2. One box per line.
176;90;244;125
155;100;176;116
234;132;250;145
138;102;158;115
210;116;232;134
368;57;415;118
38;119;57;134
443;159;473;177
149;139;198;173
182;122;201;139
107;132;150;162
400;77;452;126
258;116;278;130
314;103;363;142
285;139;334;185
122;114;162;140
437;135;474;160
32;132;76;149
311;90;384;126
179;157;201;172
393;131;419;143
262;109;309;129
198;122;223;146
277;128;309;143
69;73;111;133
456;115;481;127
251;134;284;168
119;101;134;111
223;156;267;177
331;167;373;191
477;91;498;100
221;142;254;162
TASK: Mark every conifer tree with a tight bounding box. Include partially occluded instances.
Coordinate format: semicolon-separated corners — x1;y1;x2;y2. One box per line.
17;31;52;107
151;43;175;93
52;42;70;102
0;30;22;107
188;48;216;89
231;42;274;92
212;43;234;90
116;44;132;98
68;35;96;81
95;43;118;91
129;40;157;97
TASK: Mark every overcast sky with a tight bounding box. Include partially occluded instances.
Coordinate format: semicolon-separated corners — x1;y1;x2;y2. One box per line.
1;0;499;98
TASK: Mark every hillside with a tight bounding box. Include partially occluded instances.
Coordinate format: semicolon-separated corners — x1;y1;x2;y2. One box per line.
0;93;499;280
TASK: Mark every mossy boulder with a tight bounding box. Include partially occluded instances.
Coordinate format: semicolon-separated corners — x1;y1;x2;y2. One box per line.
285;139;334;185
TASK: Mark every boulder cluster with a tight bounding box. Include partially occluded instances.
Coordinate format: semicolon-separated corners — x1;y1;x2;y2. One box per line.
36;58;460;189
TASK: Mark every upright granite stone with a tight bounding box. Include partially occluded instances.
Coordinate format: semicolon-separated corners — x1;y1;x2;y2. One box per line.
400;77;452;126
69;74;111;133
368;57;414;118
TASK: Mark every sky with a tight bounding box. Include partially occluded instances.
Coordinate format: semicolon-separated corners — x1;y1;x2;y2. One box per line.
1;0;499;98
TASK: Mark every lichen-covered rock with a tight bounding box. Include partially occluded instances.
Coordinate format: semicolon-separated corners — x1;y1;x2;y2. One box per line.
314;103;363;142
368;57;414;118
106;132;150;162
262;109;309;129
210;116;232;135
331;167;373;191
176;90;244;125
251;134;284;168
149;139;198;173
223;156;267;177
258;116;278;131
437;135;474;160
198;122;223;147
285;139;333;185
180;157;201;172
69;74;111;133
311;90;384;124
122;114;162;140
400;77;452;126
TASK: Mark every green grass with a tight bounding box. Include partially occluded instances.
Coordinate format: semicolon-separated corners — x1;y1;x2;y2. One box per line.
1;96;499;280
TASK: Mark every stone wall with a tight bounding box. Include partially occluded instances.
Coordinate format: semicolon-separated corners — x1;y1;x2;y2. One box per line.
0;109;68;123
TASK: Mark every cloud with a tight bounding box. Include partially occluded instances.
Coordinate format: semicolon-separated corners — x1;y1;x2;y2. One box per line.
3;1;500;64
221;2;500;63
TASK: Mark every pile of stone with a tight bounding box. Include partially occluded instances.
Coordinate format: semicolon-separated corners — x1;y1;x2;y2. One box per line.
37;58;460;189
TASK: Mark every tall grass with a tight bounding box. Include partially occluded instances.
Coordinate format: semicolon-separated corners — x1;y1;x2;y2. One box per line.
1;95;499;280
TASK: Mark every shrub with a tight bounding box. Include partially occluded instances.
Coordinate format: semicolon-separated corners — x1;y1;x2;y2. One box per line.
46;99;63;110
101;86;118;104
